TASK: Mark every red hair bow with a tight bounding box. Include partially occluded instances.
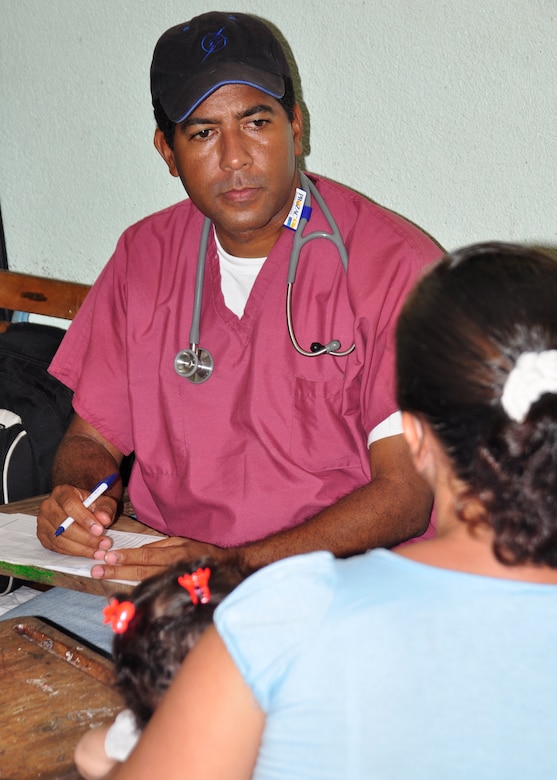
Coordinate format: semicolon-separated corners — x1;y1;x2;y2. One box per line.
103;598;136;634
178;567;211;604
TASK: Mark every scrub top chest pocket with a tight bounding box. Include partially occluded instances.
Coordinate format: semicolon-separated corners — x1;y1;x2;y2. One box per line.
290;375;365;473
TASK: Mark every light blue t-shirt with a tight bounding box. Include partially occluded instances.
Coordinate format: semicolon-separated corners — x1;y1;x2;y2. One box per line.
215;549;557;780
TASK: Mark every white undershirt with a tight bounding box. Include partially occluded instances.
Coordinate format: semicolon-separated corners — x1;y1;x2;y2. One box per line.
213;230;401;444
215;231;265;318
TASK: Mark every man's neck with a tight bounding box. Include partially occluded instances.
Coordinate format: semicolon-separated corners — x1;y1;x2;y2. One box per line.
214;224;283;258
214;171;303;258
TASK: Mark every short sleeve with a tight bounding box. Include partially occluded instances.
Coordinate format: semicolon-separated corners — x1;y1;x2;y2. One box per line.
49;239;133;454
104;709;140;761
214;551;336;711
347;208;442;438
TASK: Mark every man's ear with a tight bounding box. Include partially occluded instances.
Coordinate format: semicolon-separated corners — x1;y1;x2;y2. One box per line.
291;103;304;159
154;128;179;178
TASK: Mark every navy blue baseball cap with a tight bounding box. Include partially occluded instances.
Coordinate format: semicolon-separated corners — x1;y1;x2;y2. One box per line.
150;12;292;123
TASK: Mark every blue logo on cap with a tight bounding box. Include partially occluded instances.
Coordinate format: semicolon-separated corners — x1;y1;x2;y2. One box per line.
201;26;227;62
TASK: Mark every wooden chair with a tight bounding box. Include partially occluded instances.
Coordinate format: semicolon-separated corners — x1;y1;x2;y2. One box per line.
0;269;90;332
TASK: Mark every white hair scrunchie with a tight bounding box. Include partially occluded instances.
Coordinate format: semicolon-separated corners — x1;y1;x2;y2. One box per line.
501;350;557;423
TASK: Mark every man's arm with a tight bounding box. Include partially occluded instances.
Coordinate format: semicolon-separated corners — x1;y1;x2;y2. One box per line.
235;435;433;568
36;414;124;556
236;433;433;568
92;434;433;580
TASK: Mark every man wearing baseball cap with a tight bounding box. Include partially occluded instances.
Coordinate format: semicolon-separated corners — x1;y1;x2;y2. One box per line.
11;12;440;649
150;13;292;124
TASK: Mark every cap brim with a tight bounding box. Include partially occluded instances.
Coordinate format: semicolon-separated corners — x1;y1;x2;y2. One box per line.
160;64;285;123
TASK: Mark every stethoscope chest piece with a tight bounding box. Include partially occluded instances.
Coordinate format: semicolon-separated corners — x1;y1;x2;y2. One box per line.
174;346;214;383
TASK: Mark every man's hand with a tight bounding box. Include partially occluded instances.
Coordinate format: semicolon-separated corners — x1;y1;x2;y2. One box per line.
36;484;118;559
89;535;234;581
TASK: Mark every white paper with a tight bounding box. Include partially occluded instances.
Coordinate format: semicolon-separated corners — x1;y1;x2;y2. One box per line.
0;512;164;585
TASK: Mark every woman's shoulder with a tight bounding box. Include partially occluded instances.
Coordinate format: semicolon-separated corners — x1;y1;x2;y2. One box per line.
214;549;403;644
217;551;338;620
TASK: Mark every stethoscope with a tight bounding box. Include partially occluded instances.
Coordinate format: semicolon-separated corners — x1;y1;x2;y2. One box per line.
174;171;355;383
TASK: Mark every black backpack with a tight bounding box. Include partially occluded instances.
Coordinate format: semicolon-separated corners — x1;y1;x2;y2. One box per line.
0;322;73;503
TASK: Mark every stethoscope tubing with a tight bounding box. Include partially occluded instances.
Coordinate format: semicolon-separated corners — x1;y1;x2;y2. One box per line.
286;172;355;357
190;216;212;347
175;171;355;381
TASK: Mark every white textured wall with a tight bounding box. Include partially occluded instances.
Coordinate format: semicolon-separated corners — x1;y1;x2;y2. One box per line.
1;0;555;283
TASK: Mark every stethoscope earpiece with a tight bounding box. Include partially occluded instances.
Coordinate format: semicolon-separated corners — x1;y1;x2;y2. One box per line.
311;341;341;354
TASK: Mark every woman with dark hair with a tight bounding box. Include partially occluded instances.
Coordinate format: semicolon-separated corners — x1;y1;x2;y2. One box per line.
107;242;557;779
396;241;557;570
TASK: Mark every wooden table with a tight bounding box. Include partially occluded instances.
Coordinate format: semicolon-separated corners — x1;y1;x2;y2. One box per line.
0;495;162;597
0;616;124;780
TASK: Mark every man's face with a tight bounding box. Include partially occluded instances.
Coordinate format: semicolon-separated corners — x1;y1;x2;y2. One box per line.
155;84;303;256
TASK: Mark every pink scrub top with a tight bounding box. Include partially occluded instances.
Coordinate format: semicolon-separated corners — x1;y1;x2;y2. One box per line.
49;174;441;545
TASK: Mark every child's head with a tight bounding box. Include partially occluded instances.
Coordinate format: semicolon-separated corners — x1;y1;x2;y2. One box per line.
104;558;245;727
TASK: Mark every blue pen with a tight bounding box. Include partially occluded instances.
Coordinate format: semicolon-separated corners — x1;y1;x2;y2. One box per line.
54;473;119;537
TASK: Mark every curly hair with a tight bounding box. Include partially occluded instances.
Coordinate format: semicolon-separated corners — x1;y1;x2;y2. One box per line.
396;241;557;567
153;76;297;151
110;558;246;728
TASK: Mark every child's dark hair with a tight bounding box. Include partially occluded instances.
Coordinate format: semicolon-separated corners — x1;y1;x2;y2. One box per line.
110;558;245;728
